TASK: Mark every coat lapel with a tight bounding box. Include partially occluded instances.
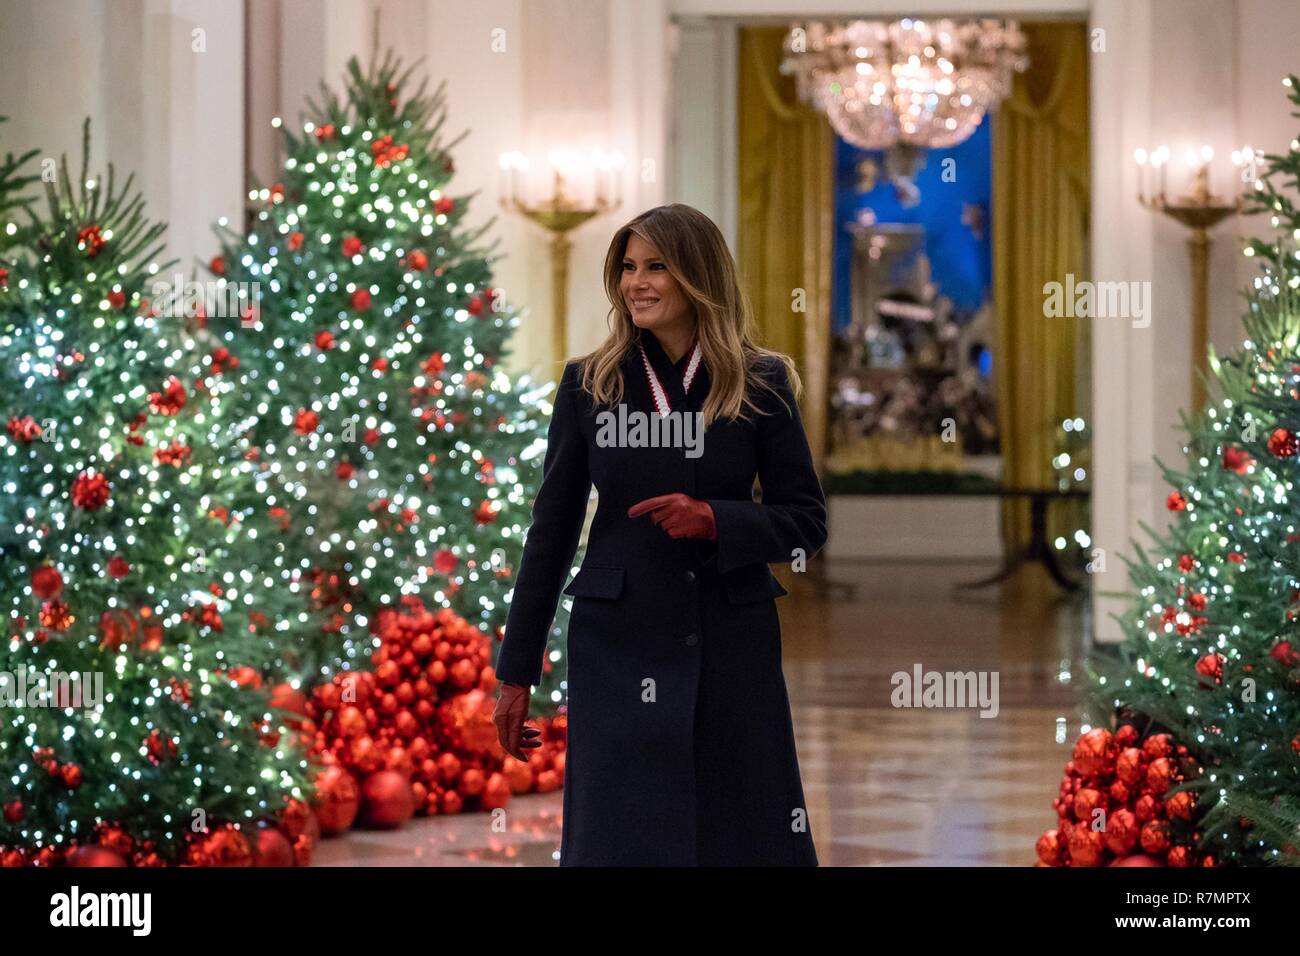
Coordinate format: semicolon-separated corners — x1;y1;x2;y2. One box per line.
629;330;707;413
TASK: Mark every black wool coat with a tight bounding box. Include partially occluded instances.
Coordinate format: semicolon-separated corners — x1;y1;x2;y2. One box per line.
495;330;828;866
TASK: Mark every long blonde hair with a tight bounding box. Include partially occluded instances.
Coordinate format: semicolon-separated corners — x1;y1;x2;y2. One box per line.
574;203;800;429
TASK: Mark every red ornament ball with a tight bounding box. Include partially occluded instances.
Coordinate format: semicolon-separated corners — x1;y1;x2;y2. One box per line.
1139;820;1171;855
187;826;253;866
31;566;63;599
503;756;534;794
1165;790;1196;821
1195;652;1224;684
1072;787;1108;824
441;689;499;755
1066;827;1106;867
1142;733;1173;760
1104;808;1140;856
336;704;366;738
481;772;511;812
278;797;312;839
1222;445;1253;474
1134;793;1160;822
270;684;309;726
1167;845;1194;867
67;845;128;867
252;824;295;867
1268;427;1299;458
71;470;110;510
1146;757;1176;796
1036;829;1065;865
293;408;320;435
1071;728;1116;779
358;770;414;829
313;765;361;836
1109;853;1165;867
1270;641;1300;666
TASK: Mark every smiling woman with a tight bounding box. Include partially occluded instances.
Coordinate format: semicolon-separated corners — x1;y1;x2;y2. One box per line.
622;235;679;325
493;203;828;866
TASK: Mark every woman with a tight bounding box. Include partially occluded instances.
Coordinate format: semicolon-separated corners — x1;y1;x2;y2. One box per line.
492;203;827;866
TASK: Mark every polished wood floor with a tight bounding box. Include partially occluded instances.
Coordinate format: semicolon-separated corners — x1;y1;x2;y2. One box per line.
315;558;1089;866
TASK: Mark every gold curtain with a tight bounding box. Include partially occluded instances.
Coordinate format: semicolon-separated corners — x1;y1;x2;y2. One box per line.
737;26;835;469
991;21;1090;554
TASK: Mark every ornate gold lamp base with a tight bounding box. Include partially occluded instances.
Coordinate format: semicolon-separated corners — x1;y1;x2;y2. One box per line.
500;165;619;371
1139;164;1241;410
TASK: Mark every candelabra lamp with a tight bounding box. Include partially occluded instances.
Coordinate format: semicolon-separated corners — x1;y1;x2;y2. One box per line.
1136;145;1252;410
499;150;622;368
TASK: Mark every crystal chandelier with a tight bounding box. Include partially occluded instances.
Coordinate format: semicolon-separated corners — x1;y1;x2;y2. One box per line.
781;18;1029;158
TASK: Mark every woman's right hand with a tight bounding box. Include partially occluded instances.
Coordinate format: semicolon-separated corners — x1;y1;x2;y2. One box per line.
493;681;542;761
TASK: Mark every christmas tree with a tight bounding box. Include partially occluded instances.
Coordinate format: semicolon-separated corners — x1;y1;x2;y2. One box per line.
1083;75;1300;866
0;123;314;865
0;117;37;259
204;53;574;709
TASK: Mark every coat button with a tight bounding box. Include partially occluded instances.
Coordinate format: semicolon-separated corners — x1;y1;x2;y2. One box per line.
683;570;696;583
684;633;699;646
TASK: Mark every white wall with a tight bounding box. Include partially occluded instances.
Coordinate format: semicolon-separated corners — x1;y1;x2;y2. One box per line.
0;0;244;273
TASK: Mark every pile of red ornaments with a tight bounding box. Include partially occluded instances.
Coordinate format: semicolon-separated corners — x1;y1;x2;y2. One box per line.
1036;724;1211;867
178;804;320;867
0;798;319;867
300;596;565;835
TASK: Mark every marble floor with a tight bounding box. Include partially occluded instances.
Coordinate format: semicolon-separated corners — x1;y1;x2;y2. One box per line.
315;558;1091;867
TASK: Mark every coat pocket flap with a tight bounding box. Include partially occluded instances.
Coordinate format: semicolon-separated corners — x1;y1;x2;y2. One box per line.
562;565;626;599
722;564;789;605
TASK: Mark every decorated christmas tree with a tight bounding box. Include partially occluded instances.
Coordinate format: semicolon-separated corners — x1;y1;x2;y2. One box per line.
0;117;37;259
0;124;315;865
1048;76;1300;867
204;53;574;711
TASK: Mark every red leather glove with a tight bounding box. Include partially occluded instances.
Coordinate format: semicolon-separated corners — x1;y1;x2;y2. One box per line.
627;493;717;540
493;682;542;761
